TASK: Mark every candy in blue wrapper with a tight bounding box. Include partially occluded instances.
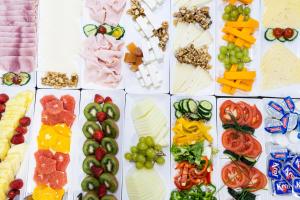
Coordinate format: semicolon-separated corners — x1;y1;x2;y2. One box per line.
284;96;295;113
293;156;300;173
287;113;298;132
281;114;289;130
268;159;282;180
267;101;285;119
270;147;290;161
281;164;300;185
265;126;286;134
293;178;300;196
273;180;292;195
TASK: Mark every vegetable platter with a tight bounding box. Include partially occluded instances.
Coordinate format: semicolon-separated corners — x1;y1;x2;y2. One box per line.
0;88;35;200
123;0;171;94
24;89;80;200
216;98;268;200
258;0;300;97
215;0;261;97
170;0;216;96
170;95;219;200
122;93;171;200
71;90;125;200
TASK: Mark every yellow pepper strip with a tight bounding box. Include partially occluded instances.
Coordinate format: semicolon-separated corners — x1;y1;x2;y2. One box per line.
173;118;213;146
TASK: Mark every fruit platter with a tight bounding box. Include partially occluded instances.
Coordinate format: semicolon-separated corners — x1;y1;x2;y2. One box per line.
2;0;300;200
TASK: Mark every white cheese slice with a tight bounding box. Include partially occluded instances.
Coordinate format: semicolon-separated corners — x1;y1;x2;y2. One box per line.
149;37;164;61
142;0;157;10
136;17;153;38
184;0;212;8
143;4;160;29
192;30;213;48
132;99;155;120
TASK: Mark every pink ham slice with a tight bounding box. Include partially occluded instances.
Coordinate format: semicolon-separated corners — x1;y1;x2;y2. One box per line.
0;32;35;38
0;5;37;11
0;16;36;23
0;26;36;33
0;47;35;56
0;10;36;16
0;56;35;72
0;21;36;26
0;43;35;48
0;37;35;43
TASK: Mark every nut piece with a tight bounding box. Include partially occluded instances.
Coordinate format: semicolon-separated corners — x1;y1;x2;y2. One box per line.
153;21;169;51
41;72;79;88
175;44;212;70
173;6;212;30
127;0;145;19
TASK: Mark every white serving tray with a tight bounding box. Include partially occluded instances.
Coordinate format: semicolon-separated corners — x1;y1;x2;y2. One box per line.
170;0;216;96
216;98;268;200
24;89;80;199
70;89;125;200
122;93;171;200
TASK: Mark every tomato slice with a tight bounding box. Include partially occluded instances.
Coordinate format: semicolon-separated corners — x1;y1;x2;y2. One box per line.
245;137;262;158
221;162;250;189
220;100;244;124
247;167;267;192
250;105;262;129
237;101;253;126
222;130;245;152
237;134;254;156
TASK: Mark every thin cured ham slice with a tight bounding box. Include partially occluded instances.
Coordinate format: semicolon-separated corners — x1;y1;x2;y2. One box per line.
0;16;36;23
0;26;36;33
0;47;36;56
0;43;35;48
0;32;35;38
0;10;36;16
0;21;36;26
0;56;35;72
0;37;35;43
0;5;37;11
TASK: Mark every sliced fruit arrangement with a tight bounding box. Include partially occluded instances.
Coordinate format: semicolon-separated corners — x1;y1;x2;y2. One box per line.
171;98;216;198
1;72;31;86
81;94;120;200
32;94;76;200
83;23;125;40
219;100;267;199
217;1;259;95
265;28;298;42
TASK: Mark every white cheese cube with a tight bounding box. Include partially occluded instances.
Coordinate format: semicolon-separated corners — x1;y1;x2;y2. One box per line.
135;71;146;87
143;5;160;29
136;16;154;38
142;0;157;10
139;64;152;87
143;50;156;64
145;64;160;87
149;37;164;61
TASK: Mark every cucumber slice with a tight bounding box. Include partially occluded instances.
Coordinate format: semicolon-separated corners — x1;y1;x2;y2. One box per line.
103;24;113;34
179;100;184;112
182;99;189;113
2;72;16;86
202;112;212;121
83;24;98;37
286;29;298;41
187;113;200;120
240;156;257;167
198;106;210;115
264;28;275;41
19;72;31;86
199;100;213;111
173;102;180;110
223;150;240;161
175;110;183;119
187;99;197;113
278;36;286;42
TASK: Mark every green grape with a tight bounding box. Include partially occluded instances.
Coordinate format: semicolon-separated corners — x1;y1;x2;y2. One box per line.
145;161;154;169
224;57;230;65
156;157;165;165
234;46;240;52
224;5;232;13
125;153;132;161
236;52;243;59
220;46;228;54
224;63;231;70
139;137;146;143
137;142;148;151
145;136;155;147
222;13;230;21
237;5;243;14
132;153;138;161
244;7;251;15
230;16;238;21
227;43;235;50
137;154;146;163
237;63;244;70
230;56;238;64
139;150;146;156
218;54;226;62
229;50;235;56
154;144;162;151
146;148;156;159
242;48;249;56
136;162;144;169
242;56;251;63
231;10;239;18
130;146;138;153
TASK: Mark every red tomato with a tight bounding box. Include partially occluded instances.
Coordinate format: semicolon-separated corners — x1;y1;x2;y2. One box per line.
245;138;262;158
222;130;245;152
273;28;284;38
247;167;268;192
250;105;262;129
221;162;250;189
220;100;244;124
237;134;254;156
283;28;294;39
237;101;253;126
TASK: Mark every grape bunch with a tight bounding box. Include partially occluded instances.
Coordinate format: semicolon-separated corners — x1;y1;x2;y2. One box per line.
124;136;166;169
223;4;251;21
218;43;251;71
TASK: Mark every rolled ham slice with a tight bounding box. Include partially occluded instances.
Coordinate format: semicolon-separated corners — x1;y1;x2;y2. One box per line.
0;10;36;16
0;47;36;56
0;32;35;38
0;26;36;33
0;16;36;23
0;43;35;48
0;56;35;72
0;21;36;26
0;37;35;43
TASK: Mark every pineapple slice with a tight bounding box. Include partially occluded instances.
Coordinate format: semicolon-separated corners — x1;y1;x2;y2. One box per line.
7;143;27;155
0;167;14;181
0;178;9;194
0;190;5;200
0;140;9;161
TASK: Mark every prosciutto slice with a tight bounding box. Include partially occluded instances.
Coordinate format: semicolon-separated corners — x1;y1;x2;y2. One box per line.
0;47;35;56
0;56;35;72
0;37;35;43
0;32;35;38
0;43;35;48
0;26;36;33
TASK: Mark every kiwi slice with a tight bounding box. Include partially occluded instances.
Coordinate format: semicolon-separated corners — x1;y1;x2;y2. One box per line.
84;103;102;121
101;195;117;200
101;138;118;155
102;119;119;139
102;103;120;121
83;139;100;156
82;191;99;200
81;176;100;192
99;173;118;193
82;121;101;139
101;154;119;175
83;156;101;175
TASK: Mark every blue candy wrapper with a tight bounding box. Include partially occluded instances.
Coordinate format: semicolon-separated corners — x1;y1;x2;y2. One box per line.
281;164;300;185
268;159;282;180
273;180;292;195
284;96;296;113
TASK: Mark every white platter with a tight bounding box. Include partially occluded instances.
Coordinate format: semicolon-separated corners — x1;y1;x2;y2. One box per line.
122;93;171;200
215;0;261;97
170;0;216;96
216;98;268;200
70;89;125;200
170;95;219;199
24;89;80;199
